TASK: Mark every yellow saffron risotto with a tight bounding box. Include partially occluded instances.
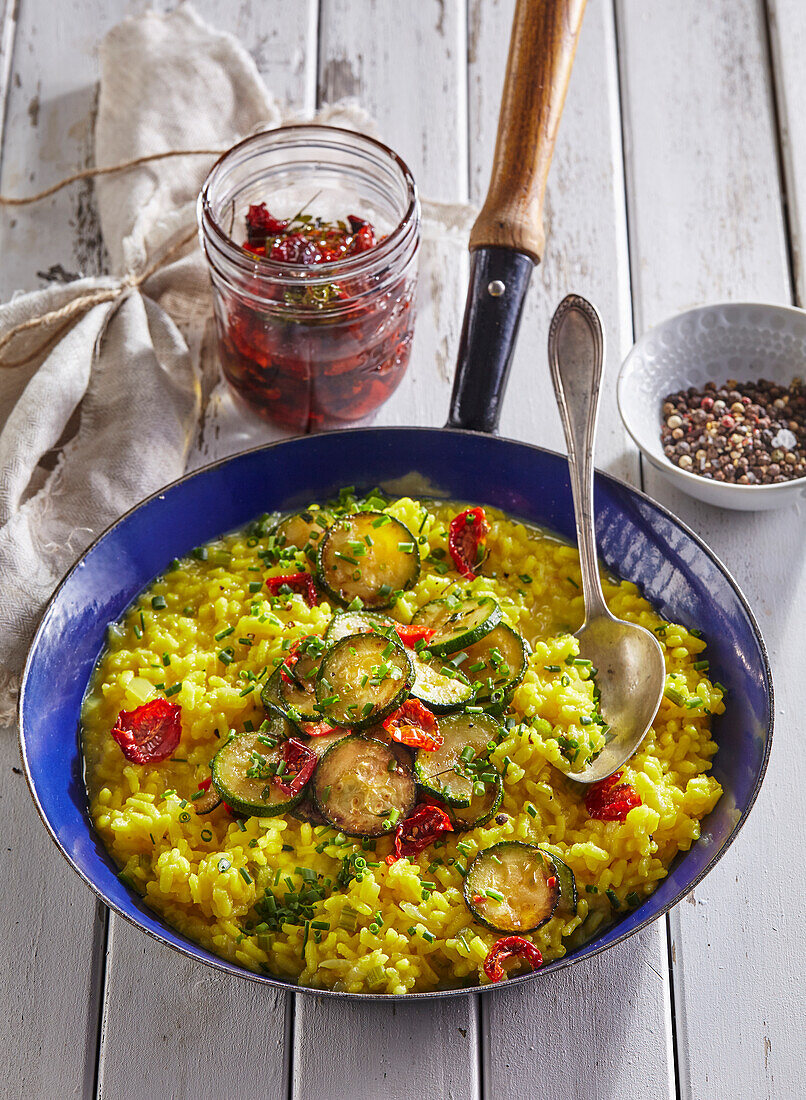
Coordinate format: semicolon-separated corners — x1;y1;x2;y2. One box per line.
81;493;723;993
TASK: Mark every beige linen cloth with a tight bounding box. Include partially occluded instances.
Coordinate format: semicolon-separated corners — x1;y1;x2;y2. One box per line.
0;3;473;719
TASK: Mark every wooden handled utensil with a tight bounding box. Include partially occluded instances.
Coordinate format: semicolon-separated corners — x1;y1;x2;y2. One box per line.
448;0;587;432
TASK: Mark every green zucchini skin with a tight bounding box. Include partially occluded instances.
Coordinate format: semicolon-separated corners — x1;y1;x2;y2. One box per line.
463;841;560;933
260;666;286;714
324;609;395;644
278;640;325;722
539;848;578;917
448;774;503;829
410;649;474;712
271;509;332;563
412;596;501;655
317;512;420;609
211;720;303;817
315;632;413;729
413;712;502;807
460;623;528;702
312;735;416;837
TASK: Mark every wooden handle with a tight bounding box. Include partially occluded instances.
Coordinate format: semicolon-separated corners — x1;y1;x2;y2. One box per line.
469;0;587;261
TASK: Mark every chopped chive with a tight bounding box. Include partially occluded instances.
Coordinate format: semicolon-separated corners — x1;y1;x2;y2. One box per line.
544;664;561;672
606;889;621;909
217;858;231;873
215;626;235;641
151;596;167;610
485;888;504;901
165;682;182;697
693;660;709;671
397;541;415;553
133;625;143;639
626;891;640;907
525;802;537;818
218;650;234;665
248;581;262;593
162;653;171;666
585;884;598;894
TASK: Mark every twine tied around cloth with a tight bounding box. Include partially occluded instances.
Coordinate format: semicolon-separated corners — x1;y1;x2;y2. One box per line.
0;147;226;369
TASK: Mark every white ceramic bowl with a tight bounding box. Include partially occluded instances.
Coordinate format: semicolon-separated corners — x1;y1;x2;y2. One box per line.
617;302;806;511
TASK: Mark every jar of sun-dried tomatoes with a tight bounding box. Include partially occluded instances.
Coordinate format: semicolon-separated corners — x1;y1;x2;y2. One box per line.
198;125;420;432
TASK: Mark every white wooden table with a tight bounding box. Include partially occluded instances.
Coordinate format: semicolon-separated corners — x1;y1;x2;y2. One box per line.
2;2;805;1097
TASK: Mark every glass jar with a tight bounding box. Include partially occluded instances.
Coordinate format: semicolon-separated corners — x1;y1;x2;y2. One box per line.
198;125;420;433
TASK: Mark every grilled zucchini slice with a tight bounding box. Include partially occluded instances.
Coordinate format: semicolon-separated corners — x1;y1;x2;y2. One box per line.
278;636;327;722
461;622;528;701
448;773;503;829
464;842;560;933
413;712;501;806
312;735;416;836
410;649;474;711
538;848;578;917
317;512;420;609
316;632;413;729
272;509;331;561
412;596;500;655
211;718;302;817
324;608;395;644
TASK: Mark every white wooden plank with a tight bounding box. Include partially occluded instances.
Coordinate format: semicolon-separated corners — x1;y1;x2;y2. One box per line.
290;6;480;1099
0;726;107;1100
470;3;675;1096
97;919;292;1100
294;998;480;1100
618;2;805;1098
767;0;806;305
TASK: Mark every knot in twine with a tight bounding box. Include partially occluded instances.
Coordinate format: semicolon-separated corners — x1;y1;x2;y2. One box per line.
0;148;225;369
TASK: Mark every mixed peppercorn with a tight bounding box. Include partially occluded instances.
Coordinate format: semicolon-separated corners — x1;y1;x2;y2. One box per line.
660;377;806;484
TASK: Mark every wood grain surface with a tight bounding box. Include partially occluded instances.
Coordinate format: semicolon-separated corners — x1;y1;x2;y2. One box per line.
2;1;805;1098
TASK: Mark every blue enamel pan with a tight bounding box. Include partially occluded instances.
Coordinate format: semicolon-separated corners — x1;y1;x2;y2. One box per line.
19;0;772;999
18;425;773;999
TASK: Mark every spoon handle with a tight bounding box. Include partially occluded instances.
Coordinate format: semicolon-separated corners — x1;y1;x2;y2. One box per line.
548;294;610;621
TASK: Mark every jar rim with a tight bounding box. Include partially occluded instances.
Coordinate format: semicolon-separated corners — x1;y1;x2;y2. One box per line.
198;124;419;284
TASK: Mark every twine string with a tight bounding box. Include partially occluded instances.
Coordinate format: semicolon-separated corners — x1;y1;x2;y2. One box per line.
0;147;225;368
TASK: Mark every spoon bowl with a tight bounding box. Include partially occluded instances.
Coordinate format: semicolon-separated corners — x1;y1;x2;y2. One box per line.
548;294;666;783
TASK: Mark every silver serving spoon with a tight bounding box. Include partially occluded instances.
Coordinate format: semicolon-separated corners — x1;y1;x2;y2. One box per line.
548;294;665;783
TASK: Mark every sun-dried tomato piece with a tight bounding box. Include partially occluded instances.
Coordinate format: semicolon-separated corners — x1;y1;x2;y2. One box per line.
265;572;320;607
382;699;442;751
111;699;182;764
350;223;377;254
386;804;453;865
394;624;436;649
483;936;543;983
584;770;642;822
448;507;489;579
245;202;288;241
273;737;317;798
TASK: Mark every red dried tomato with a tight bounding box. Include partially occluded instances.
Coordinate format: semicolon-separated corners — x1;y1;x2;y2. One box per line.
382;699;443;751
394;624;436;648
483;937;543;983
584;771;642;822
273;738;317;798
245;202;288;240
111;699;182;764
265;572;319;607
448;507;489;579
386;804;453;865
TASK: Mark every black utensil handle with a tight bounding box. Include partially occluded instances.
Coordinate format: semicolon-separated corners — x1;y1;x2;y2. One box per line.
446;247;534;434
